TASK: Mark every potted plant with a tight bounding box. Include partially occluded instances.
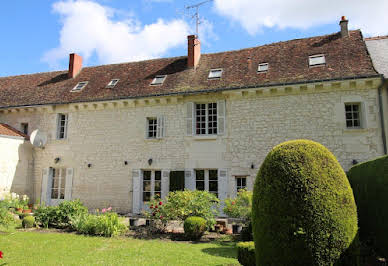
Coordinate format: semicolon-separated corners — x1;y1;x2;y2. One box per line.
22;206;32;214
15;203;23;213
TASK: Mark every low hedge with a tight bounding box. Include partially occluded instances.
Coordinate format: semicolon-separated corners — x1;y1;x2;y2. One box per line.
22;216;35;228
236;241;255;266
183;216;207;241
348;155;388;258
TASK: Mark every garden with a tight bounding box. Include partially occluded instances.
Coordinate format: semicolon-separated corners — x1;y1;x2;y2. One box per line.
0;140;387;265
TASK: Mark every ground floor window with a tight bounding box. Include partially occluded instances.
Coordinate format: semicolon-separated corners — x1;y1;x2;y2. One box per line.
195;169;218;198
51;168;66;200
143;170;161;202
236;176;247;192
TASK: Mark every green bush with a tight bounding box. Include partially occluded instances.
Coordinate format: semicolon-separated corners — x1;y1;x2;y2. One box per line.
34;200;87;228
0;205;16;229
146;190;219;228
22;216;35;228
183;216;207;240
236;242;255;266
252;140;358;266
70;212;126;237
224;189;252;220
348;155;388;258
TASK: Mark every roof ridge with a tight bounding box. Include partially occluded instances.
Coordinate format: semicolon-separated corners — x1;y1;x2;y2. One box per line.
0;123;29;139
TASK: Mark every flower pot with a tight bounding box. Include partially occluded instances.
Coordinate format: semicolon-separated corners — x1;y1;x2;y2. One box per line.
16;208;23;213
22;209;32;214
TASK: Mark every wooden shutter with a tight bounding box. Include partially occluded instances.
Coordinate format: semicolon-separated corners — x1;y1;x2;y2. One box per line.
157;116;165;138
218;169;228;201
64;168;73;200
161;170;170;199
132;169;142;214
184;169;195;190
186;102;194;136
217;100;226;135
64;114;69;139
41;168;50;206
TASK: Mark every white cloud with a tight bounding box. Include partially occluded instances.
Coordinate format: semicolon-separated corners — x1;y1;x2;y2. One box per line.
42;0;189;68
214;0;388;36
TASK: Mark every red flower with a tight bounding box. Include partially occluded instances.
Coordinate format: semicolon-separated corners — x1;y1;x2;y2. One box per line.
0;251;3;259
160;216;163;219
231;201;235;205
159;201;162;205
155;205;158;209
152;212;156;216
150;205;153;209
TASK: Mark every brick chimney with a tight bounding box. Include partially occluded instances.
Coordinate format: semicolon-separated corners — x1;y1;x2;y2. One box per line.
68;53;83;78
187;35;201;69
339;16;349;38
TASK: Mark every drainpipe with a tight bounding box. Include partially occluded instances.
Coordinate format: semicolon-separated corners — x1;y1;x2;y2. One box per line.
377;75;387;154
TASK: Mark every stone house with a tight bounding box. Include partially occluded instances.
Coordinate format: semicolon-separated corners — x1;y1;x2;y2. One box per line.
0;18;387;214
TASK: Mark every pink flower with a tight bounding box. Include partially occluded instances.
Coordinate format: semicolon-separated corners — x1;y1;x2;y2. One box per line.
107;207;112;211
160;216;163;219
102;208;106;213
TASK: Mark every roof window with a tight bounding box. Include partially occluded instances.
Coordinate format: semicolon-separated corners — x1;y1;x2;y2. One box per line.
208;69;223;79
106;79;119;88
71;81;88;92
151;75;167;85
257;63;269;72
309;54;326;66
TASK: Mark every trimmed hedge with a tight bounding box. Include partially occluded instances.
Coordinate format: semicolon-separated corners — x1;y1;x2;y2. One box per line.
236;242;255;266
348;155;388;258
22;216;35;228
252;140;358;265
183;216;207;240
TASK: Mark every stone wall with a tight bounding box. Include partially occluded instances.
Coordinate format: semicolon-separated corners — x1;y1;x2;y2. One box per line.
0;78;386;213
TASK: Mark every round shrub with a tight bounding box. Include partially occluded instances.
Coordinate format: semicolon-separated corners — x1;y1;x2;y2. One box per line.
22;216;35;228
252;140;358;265
236;241;255;266
184;216;207;241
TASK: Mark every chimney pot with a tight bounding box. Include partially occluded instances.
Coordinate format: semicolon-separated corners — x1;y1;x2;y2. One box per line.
68;53;83;78
339;16;349;38
187;35;201;69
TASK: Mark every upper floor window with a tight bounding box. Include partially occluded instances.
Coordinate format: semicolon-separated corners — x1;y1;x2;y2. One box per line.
257;63;269;73
195;103;217;135
71;81;88;92
208;69;223;79
106;79;119;88
309;54;326;67
21;123;28;135
151;75;167;85
146;117;164;139
345;103;362;128
57;113;68;139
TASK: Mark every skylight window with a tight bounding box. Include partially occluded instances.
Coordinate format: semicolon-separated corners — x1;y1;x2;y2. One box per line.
208;69;223;79
257;63;269;72
151;75;167;85
106;79;119;88
309;54;326;66
71;81;88;92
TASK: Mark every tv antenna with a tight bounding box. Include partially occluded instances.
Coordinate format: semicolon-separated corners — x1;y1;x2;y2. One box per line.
185;0;213;36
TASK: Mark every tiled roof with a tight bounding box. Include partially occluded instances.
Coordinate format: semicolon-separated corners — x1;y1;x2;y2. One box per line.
0;123;29;139
365;36;388;77
0;30;379;109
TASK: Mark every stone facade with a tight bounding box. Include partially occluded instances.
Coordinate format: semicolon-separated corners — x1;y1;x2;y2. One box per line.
0;77;386;213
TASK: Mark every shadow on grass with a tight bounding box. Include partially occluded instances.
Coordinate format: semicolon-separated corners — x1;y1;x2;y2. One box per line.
201;242;237;259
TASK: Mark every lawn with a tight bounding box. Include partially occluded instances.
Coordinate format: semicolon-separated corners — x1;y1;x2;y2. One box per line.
0;231;239;265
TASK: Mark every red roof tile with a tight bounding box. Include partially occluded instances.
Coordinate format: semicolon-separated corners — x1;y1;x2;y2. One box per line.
0;124;29;139
0;30;379;109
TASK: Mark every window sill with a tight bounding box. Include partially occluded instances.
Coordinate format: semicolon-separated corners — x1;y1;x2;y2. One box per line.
343;128;368;133
192;135;218;140
144;138;162;142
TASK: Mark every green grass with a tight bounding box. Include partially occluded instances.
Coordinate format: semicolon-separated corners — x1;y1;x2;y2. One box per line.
0;231;239;265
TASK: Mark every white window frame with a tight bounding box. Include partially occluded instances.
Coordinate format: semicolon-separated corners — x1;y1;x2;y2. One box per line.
236;176;247;192
50;168;66;200
106;79;119;88
195;102;217;135
151;75;167;85
195;169;218;198
309;54;326;67
57;113;68;140
142;170;162;202
257;63;269;73
146;116;164;139
208;68;223;79
345;102;362;129
71;81;88;92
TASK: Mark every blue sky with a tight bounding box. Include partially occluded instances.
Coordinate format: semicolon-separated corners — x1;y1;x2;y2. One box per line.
1;0;387;77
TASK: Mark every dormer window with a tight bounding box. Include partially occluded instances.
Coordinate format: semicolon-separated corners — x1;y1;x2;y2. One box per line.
257;63;269;73
71;81;88;92
208;69;223;79
151;75;167;85
309;54;326;66
106;79;119;88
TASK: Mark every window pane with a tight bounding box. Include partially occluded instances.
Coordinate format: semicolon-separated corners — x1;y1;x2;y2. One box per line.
154;181;161;192
196;181;205;190
59;189;65;200
51;189;58;199
143;192;151;202
345;105;351;112
209;170;218;180
155;171;161;181
196;170;204;180
154;192;161;199
143;181;151;192
143;171;151;180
